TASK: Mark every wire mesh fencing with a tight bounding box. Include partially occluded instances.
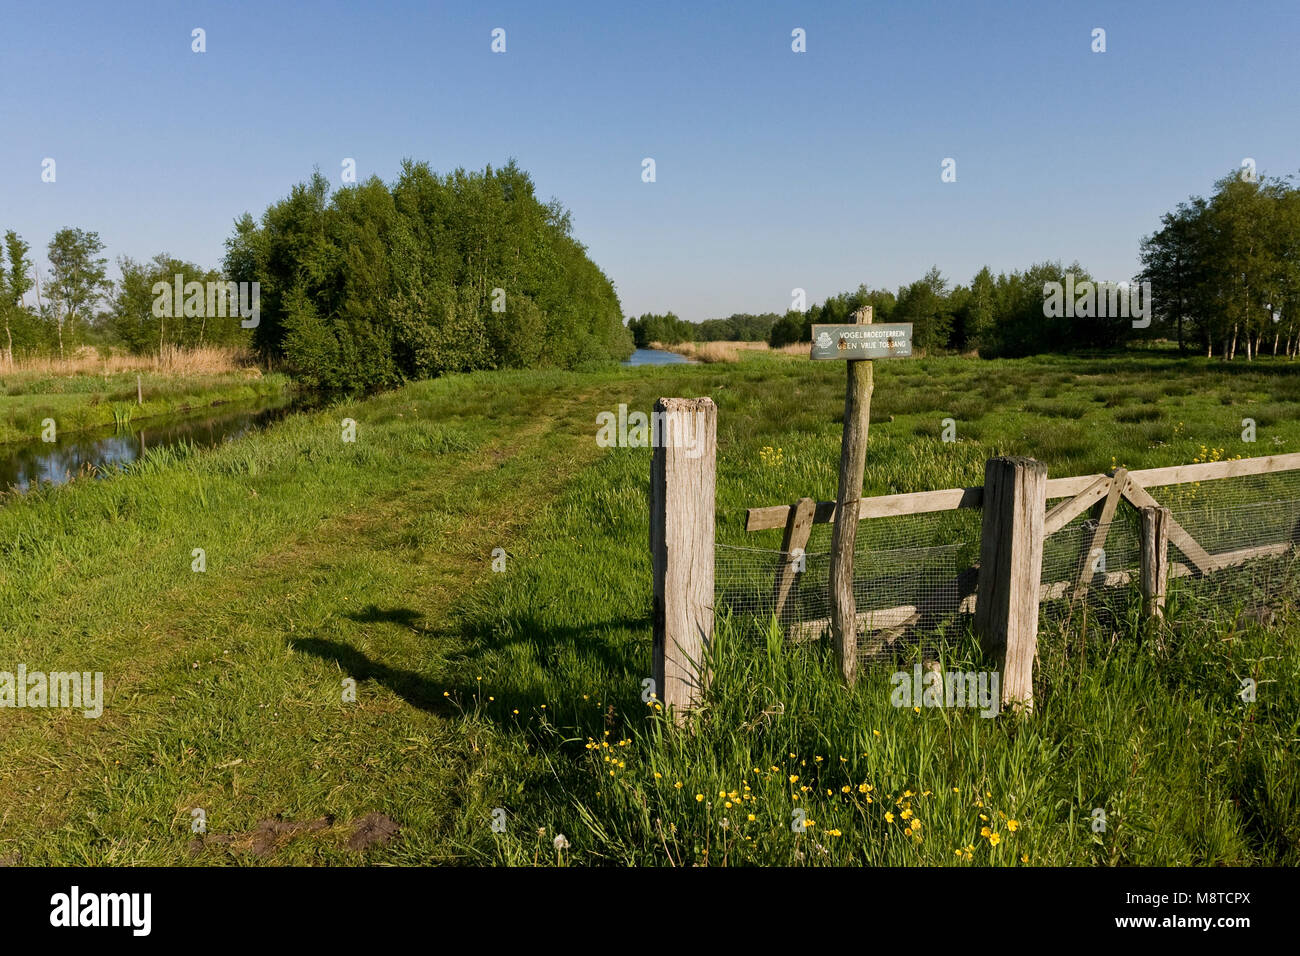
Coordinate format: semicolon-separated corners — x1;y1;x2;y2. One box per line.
1041;468;1300;637
716;507;982;661
719;466;1300;663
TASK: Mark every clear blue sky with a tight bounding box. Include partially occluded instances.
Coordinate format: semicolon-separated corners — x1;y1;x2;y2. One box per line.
2;0;1297;321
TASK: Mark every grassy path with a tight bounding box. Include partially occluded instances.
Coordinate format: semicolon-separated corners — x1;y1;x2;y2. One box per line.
0;371;641;863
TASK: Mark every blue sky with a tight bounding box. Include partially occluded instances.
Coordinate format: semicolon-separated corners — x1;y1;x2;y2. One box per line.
2;0;1297;321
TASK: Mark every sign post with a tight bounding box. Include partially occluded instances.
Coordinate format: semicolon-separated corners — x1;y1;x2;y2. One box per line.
814;311;913;685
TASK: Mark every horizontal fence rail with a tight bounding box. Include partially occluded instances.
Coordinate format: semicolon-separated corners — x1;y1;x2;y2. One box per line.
744;452;1300;531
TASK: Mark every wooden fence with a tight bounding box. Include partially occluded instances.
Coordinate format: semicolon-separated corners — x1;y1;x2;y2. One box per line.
649;397;1300;721
743;450;1300;711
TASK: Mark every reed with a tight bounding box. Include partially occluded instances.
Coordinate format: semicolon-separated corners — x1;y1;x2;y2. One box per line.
3;345;257;379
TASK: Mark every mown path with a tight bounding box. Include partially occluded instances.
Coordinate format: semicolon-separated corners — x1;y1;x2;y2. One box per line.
0;373;646;863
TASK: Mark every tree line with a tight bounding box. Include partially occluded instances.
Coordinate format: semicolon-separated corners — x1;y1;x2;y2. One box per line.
768;262;1134;358
628;264;1126;359
2;160;633;386
789;171;1300;359
7;166;1294;373
0;228;246;361
0;226;270;363
631;170;1299;361
626;311;780;348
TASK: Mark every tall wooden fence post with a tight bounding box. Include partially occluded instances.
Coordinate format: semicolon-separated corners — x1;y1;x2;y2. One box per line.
1140;505;1170;638
975;456;1046;712
651;397;717;724
829;306;874;686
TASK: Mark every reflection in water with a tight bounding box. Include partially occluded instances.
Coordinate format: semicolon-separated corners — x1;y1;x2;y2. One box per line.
1;395;312;494
622;348;693;366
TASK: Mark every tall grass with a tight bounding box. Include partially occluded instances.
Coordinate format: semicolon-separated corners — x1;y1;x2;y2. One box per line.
652;340;773;363
517;602;1298;865
110;403;134;430
3;345;256;379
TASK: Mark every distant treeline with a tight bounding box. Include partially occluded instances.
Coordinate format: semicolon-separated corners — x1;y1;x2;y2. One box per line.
631;265;1126;359
626;311;779;348
770;263;1129;359
224;160;633;389
631;170;1300;361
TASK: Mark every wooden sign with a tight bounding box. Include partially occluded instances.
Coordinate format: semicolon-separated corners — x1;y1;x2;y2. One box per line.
810;323;913;360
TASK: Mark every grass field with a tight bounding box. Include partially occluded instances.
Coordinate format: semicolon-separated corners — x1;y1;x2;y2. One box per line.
0;351;1296;865
0;348;291;445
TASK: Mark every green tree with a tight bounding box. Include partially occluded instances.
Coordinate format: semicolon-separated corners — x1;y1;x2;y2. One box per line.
1270;180;1300;356
1204;173;1277;359
1;230;37;361
962;266;996;354
1139;198;1212;352
894;266;954;352
1140;170;1300;359
46;227;110;357
767;311;805;347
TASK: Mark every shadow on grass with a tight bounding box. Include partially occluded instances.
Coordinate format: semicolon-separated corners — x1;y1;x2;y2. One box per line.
345;604;424;629
291;609;651;729
292;636;460;716
430;610;652;723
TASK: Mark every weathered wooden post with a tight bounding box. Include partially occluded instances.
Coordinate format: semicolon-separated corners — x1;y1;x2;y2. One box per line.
975;456;1047;712
771;497;815;622
828;308;873;685
810;310;913;685
1140;505;1170;625
651;397;717;723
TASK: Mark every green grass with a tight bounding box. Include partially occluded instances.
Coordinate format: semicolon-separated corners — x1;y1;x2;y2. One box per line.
0;369;294;444
0;352;1296;865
